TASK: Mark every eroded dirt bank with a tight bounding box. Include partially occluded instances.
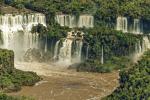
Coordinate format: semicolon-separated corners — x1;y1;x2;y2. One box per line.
8;62;119;100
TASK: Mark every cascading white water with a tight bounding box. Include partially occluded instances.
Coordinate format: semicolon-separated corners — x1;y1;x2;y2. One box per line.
44;36;48;53
0;13;47;60
133;36;150;62
86;44;89;60
55;15;65;26
0;13;46;32
55;14;94;28
55;15;76;28
116;16;143;34
133;40;142;62
58;39;73;64
78;15;94;28
54;31;84;65
101;46;104;64
137;41;142;53
132;19;142;34
142;36;150;50
53;40;60;59
116;16;128;33
73;40;83;63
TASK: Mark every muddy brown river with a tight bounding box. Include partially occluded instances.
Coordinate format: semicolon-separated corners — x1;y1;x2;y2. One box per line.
8;62;119;100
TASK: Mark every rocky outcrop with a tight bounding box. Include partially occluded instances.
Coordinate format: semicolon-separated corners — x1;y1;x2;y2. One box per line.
24;48;42;62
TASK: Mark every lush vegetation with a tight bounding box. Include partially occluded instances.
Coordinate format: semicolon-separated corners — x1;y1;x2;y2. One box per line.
0;49;41;92
2;0;150;19
0;0;149;99
29;11;146;73
104;50;150;100
76;28;143;72
31;23;69;39
3;0;148;40
1;0;150;34
77;56;131;73
84;28;143;59
0;0;148;72
0;93;34;100
1;0;149;39
0;69;41;92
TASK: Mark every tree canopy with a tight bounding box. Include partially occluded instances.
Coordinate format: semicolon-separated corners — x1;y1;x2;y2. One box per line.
105;50;150;100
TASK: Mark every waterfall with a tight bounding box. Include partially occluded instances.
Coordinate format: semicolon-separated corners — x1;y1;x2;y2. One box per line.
132;19;142;34
142;36;150;50
55;14;94;28
55;15;76;28
138;41;142;53
0;13;47;60
133;36;150;62
54;31;84;65
0;13;46;32
53;40;60;59
58;39;73;64
44;35;48;53
55;15;63;26
69;15;76;28
135;41;142;54
86;44;89;60
73;40;83;63
133;40;142;62
101;46;104;64
78;15;94;28
116;16;144;34
116;16;128;33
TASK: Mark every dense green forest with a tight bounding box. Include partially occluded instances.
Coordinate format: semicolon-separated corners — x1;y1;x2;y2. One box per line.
0;0;149;99
1;0;149;36
105;50;150;100
2;0;150;19
0;0;149;72
0;0;149;68
1;0;150;28
75;28;143;72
